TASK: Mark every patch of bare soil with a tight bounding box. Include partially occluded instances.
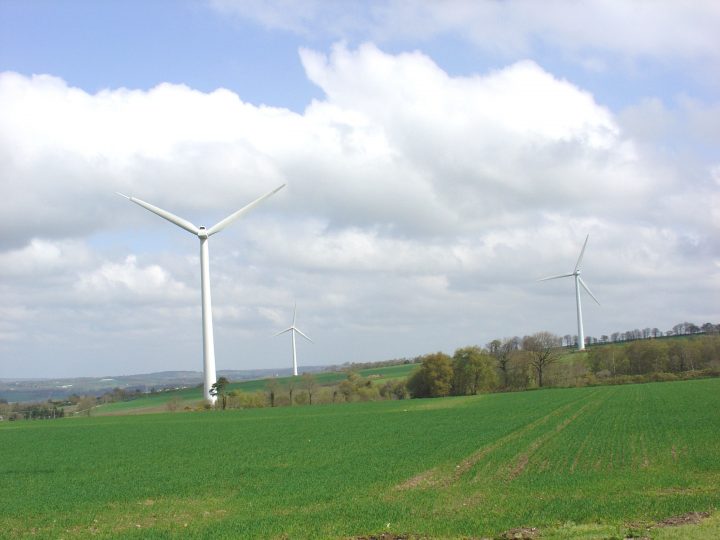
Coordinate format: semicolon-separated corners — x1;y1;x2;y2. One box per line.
508;453;530;481
394;469;442;491
656;511;710;527
352;535;427;540
499;526;539;539
624;511;711;538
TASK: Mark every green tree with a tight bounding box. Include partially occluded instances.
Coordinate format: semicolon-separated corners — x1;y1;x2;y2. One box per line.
210;376;230;409
452;346;498;395
626;341;668;374
338;379;354;402
407;352;454;398
488;338;518;387
380;379;409;400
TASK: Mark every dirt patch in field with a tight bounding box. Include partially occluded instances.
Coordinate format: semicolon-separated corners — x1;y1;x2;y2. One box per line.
656;511;710;527
394;468;443;491
625;511;711;537
508;453;530;480
352;534;428;540
500;526;539;539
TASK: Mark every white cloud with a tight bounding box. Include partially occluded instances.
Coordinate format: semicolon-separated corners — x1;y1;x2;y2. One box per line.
212;1;720;68
0;239;92;278
0;42;718;377
75;255;192;303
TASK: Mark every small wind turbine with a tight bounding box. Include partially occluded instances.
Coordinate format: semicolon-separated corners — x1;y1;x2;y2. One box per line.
539;234;600;351
274;304;312;376
118;184;285;403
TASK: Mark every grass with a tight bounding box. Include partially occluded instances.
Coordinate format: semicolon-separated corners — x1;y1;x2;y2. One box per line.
1;378;718;538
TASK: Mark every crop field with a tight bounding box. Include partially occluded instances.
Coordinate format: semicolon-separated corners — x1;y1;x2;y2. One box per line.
1;378;719;539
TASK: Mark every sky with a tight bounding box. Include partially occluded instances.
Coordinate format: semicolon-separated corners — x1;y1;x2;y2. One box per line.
0;0;718;379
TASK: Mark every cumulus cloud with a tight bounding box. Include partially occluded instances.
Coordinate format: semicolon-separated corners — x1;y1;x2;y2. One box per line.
0;43;717;377
0;239;93;279
76;255;192;303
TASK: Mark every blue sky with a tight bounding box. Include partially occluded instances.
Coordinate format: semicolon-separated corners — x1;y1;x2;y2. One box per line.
4;1;715;111
0;1;718;378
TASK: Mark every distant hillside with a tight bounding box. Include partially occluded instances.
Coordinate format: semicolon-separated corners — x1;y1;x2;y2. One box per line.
0;366;327;403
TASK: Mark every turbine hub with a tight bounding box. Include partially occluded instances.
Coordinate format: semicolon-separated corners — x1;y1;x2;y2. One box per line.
198;226;208;239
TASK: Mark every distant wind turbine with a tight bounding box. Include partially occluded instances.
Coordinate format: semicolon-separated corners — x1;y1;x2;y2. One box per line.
117;184;285;403
274;304;312;376
539;234;600;351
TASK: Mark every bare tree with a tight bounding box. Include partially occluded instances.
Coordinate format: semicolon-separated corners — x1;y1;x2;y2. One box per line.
523;331;561;388
166;396;182;412
76;395;96;416
266;378;279;407
301;373;318;405
286;378;297;406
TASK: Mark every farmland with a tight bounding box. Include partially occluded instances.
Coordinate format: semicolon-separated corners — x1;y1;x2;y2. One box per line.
1;378;719;539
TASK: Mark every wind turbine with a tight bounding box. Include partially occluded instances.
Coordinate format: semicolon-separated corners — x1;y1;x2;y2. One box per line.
117;184;285;403
539;234;600;351
274;304;312;376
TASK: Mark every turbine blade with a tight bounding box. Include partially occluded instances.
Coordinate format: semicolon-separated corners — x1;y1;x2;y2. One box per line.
292;302;297;326
273;327;293;337
207;184;286;236
538;273;574;282
119;193;200;236
574;234;590;272
294;327;313;343
579;277;601;305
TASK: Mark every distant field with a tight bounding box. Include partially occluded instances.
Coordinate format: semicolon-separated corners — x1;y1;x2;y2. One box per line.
94;363;419;415
2;378;718;539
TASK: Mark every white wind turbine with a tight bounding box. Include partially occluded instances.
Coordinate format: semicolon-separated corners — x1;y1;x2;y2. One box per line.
274;304;312;376
118;184;285;403
539;234;600;351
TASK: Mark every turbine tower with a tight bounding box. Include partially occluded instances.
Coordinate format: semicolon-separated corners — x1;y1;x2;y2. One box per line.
539;234;600;351
274;304;312;376
118;184;285;403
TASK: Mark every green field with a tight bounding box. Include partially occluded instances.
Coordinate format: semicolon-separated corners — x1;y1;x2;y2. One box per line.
2;378;719;539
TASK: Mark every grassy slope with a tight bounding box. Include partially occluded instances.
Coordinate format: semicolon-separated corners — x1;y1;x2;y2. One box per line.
1;378;718;539
93;363;419;415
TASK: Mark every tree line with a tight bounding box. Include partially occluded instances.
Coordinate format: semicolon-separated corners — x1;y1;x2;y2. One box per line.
563;321;719;348
0;399;68;421
199;322;719;410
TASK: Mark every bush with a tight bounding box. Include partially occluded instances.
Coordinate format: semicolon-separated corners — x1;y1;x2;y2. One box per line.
166;396;182;412
380;380;409;400
227;390;266;409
